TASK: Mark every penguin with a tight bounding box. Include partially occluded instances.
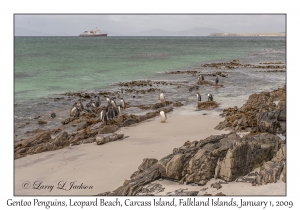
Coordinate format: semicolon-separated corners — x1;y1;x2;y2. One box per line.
157;110;167;123
95;96;101;107
159;92;165;103
105;96;111;105
196;92;201;101
70;106;77;116
113;104;119;117
74;107;80;118
120;98;125;110
100;109;108;124
215;76;219;85
110;98;117;108
207;93;213;101
50;113;56;118
117;105;122;118
107;103;115;120
201;75;204;80
79;101;84;111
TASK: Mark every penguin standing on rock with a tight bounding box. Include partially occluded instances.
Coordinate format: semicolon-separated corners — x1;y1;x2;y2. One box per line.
215;76;219;85
196;92;201;101
159;92;165;103
95;96;101;108
107;103;115;120
100;109;108;124
207;93;213;101
120;98;126;110
157;110;167;123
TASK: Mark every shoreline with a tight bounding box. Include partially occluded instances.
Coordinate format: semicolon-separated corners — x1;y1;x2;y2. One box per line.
14;108;228;195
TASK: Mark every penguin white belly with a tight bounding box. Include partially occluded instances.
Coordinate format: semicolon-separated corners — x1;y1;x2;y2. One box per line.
160;111;166;122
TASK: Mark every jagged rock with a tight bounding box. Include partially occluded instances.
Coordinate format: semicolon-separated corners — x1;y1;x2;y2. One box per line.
173;101;183;107
137;183;165;195
150;101;173;109
211;182;222;189
215;192;226;196
166;188;199;196
106;163;161;196
99;132;284;195
166;154;184;180
257;111;279;134
197;101;218;110
215;86;286;133
255;143;286;185
138;158;158;171
282;164;286;183
96;133;124;145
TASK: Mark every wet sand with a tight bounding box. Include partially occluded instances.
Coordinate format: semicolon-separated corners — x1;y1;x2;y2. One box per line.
14;109;229;195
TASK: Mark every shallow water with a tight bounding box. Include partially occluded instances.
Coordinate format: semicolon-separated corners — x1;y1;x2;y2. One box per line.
14;36;286;141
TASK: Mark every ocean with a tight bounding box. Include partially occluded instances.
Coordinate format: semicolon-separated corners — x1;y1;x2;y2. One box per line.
14;36;286;141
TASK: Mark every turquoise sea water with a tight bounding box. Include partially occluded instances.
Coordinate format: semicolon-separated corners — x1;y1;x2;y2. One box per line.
14;36;285;101
14;36;286;141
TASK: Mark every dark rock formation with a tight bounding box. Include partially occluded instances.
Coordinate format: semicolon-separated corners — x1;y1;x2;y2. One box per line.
96;133;124;145
215;86;286;135
99;132;284;195
197;101;219;110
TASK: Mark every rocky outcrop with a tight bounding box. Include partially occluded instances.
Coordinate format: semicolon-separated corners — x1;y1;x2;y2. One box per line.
99;132;284;195
197;101;219;110
96;132;124;145
215;86;286;135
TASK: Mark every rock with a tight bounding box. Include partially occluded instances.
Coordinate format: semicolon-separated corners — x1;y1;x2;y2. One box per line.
166;189;199;196
101;132;284;195
138;158;158;171
173;101;183;107
38;119;47;124
106;163;161;196
96;133;124;145
137;183;165;195
211;182;222;189
197;101;218;110
257;111;279;134
215;192;226;196
166;154;184;180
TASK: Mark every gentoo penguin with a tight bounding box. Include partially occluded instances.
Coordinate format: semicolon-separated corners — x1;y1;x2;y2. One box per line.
117;105;122;118
157;110;167;123
74;108;80;118
196;92;201;101
197;77;201;84
100;109;108;124
110;98;117;108
215;76;219;84
120;98;125;110
207;93;213;101
50;113;56;118
70;104;78;116
201;75;204;80
159;92;165;103
107;103;115;120
105;96;111;105
95;96;101;108
79;101;84;111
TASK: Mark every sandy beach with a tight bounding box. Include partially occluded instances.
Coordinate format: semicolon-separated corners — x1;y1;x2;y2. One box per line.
14;109;229;196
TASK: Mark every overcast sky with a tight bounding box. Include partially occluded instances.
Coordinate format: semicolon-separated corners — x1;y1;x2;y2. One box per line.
14;14;286;36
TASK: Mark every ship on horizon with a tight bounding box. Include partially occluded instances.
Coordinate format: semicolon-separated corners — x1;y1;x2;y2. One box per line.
79;27;107;37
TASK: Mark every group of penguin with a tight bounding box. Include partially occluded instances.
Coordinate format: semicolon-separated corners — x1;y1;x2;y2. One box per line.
69;75;217;124
100;96;125;124
196;74;218;102
197;74;219;85
70;96;125;124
